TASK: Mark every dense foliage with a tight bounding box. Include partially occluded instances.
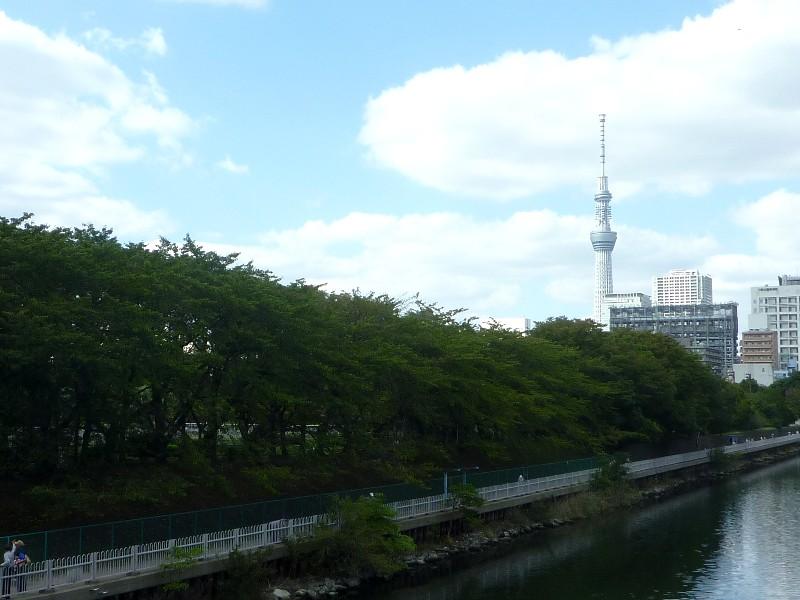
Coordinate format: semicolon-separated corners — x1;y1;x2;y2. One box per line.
2;215;799;490
295;495;415;577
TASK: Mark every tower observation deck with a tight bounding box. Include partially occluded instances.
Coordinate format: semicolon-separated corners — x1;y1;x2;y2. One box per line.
591;114;617;324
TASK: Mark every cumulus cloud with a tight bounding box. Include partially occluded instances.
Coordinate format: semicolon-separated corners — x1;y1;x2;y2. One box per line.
30;196;173;238
0;11;191;236
83;27;168;57
360;0;800;199
217;156;250;174
201;211;581;314
195;209;722;319
703;189;800;316
192;183;799;324
733;189;800;258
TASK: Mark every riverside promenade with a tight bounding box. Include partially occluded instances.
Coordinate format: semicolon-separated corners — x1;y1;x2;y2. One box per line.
4;433;798;599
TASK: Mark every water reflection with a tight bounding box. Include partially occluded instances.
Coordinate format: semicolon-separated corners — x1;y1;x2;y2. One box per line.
366;458;800;600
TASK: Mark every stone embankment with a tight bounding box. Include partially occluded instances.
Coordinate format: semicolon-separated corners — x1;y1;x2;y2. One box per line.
265;444;800;600
267;523;562;599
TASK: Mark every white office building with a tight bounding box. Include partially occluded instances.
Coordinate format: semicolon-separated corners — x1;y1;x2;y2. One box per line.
733;363;775;387
600;292;651;331
652;269;713;306
749;275;800;371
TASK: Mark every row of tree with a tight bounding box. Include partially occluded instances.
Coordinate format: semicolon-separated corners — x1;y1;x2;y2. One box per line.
2;215;799;481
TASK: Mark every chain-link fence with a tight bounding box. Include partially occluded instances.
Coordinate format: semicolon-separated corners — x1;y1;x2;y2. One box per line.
1;455;602;561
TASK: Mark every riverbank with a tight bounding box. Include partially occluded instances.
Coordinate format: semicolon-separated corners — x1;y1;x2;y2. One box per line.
255;443;800;600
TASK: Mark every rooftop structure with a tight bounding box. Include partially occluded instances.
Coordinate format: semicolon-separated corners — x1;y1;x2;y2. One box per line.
779;274;800;286
600;292;651;331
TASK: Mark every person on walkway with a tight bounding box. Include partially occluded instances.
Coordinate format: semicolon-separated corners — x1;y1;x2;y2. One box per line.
13;540;30;593
1;543;13;598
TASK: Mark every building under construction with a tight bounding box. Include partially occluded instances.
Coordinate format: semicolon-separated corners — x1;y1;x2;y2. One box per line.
609;303;739;377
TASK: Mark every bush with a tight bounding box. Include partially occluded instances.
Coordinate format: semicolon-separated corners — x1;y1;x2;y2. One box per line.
708;447;737;471
590;456;629;492
296;495;415;577
547;485;640;521
160;546;203;593
448;483;485;531
220;548;274;600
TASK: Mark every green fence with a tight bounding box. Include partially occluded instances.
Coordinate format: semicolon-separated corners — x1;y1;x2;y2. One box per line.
1;455;601;561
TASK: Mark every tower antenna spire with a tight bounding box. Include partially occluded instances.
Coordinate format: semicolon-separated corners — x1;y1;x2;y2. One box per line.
599;113;606;177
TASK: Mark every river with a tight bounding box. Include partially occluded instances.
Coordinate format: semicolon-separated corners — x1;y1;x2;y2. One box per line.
362;457;800;599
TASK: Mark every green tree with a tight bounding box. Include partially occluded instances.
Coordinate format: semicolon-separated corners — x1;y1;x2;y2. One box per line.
301;495;415;577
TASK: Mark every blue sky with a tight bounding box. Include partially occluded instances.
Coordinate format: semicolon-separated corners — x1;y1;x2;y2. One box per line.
1;0;799;326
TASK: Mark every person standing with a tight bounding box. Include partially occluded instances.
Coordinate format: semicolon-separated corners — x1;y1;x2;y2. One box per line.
1;543;13;598
13;540;30;593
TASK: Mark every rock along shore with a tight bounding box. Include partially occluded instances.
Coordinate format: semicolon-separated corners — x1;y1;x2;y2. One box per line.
265;445;800;600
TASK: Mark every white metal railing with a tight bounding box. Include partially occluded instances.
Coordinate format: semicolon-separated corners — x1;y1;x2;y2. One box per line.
3;432;798;597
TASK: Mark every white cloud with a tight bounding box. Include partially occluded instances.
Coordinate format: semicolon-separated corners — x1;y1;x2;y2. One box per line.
201;210;583;314
142;28;168;56
193;185;800;324
83;26;168;57
30;196;172;238
217;156;250;174
702;189;800;321
0;11;191;236
167;0;267;8
196;209;722;319
733;189;800;258
360;0;800;199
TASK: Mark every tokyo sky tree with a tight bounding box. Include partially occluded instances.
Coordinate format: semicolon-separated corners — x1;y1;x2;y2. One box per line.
590;114;617;325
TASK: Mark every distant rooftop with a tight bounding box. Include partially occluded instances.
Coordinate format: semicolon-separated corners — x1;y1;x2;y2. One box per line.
778;274;800;286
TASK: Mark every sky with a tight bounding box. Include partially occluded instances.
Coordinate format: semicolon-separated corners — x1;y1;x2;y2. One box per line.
1;0;799;328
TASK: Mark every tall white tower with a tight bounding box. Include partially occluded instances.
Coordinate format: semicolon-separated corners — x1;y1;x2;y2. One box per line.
590;114;617;324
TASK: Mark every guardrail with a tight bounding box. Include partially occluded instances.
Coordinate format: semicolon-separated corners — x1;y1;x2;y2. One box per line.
3;432;798;597
2;456;603;562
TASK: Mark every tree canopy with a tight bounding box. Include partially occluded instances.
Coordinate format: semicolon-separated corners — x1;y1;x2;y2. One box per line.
2;215;798;488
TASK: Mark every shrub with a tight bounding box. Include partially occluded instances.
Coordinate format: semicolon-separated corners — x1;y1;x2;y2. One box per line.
448;483;485;531
220;548;275;600
160;546;203;593
708;447;737;471
590;456;629;492
297;495;415;577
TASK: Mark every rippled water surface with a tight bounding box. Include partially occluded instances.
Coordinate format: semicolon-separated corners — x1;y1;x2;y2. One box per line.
366;457;800;600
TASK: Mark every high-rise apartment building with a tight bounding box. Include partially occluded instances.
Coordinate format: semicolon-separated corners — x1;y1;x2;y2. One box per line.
590;115;617;324
609;303;738;376
733;329;779;386
652;269;713;306
749;275;800;371
740;330;779;368
600;293;651;331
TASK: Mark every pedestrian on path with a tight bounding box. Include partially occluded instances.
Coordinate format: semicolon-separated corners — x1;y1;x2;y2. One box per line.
1;543;14;598
13;540;30;593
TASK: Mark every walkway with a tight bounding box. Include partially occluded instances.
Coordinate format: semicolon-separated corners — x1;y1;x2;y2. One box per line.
4;433;798;599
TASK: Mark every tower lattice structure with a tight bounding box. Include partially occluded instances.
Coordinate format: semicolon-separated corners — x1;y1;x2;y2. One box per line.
590;114;617;325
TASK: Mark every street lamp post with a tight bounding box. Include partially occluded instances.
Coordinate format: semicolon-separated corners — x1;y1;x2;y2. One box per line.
443;466;480;498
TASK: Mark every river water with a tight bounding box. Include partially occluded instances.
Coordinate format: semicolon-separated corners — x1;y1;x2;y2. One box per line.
365;457;800;600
